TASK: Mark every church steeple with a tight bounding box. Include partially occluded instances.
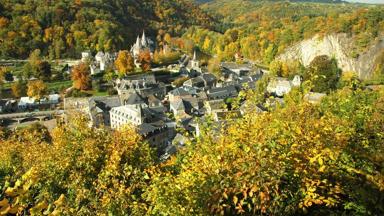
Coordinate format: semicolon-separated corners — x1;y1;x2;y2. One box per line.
136;36;141;47
141;31;147;47
193;50;197;61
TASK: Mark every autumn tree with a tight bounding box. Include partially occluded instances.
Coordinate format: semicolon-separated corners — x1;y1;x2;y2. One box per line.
0;67;13;82
27;80;47;101
23;49;52;81
71;63;91;90
153;49;181;66
0;116;156;215
138;50;152;72
11;81;27;98
304;55;341;93
164;33;172;45
208;57;222;78
114;50;135;77
146;87;384;215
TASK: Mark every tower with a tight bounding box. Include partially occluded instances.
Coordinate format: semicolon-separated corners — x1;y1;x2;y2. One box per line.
191;51;200;68
141;31;147;47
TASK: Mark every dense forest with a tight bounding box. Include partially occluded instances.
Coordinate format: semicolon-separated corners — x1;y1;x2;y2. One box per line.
185;1;384;64
0;0;214;59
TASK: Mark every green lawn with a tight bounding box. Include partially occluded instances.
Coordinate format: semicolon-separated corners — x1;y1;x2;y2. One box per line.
92;91;109;96
47;80;72;91
2;80;72;91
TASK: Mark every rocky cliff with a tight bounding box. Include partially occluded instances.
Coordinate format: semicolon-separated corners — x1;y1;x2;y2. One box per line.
278;33;384;79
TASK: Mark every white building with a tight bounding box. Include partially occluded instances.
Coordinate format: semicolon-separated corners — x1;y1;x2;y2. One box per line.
81;51;92;62
190;51;200;69
267;75;302;97
130;31;153;59
110;104;148;129
18;97;36;109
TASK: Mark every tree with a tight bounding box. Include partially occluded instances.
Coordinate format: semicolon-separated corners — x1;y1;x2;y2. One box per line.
208;57;222;78
11;81;27;98
146;88;384;215
164;33;172;45
71;63;91;90
269;60;283;77
27;80;47;101
36;61;52;81
138;50;152;72
114;50;135;77
304;55;341;93
0;67;13;82
0;117;156;215
23;49;52;80
263;43;278;64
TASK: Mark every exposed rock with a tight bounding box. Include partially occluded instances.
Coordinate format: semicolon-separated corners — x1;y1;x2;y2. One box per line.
278;33;384;79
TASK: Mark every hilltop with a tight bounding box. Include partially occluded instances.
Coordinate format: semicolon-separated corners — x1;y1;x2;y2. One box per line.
184;0;384;79
0;0;215;59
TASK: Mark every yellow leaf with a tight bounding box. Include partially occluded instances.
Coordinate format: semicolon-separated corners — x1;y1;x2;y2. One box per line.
233;196;238;205
318;157;324;166
54;194;65;207
0;198;9;207
319;165;326;172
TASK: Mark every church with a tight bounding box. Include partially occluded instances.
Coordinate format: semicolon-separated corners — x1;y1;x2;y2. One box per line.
130;31;154;59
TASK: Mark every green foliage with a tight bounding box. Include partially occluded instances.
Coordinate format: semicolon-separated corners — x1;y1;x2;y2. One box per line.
153;50;182;66
146;87;384;215
303;55;341;93
172;77;190;87
184;2;384;64
0;117;156;215
0;0;215;59
1;85;384;215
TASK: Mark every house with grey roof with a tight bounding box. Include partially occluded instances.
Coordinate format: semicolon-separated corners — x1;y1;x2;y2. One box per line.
207;85;238;100
201;73;217;88
88;96;122;127
110;104;148;128
0;99;16;113
64;96;122;127
221;62;253;79
167;86;196;102
170;98;187;118
116;76;167;100
204;99;227;115
139;121;176;156
183;76;205;89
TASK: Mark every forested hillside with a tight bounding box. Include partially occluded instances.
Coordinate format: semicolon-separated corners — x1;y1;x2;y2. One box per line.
185;0;384;79
0;0;215;59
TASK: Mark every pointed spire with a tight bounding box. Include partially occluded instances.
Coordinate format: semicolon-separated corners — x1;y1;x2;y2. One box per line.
141;30;147;47
136;36;141;48
193;50;197;61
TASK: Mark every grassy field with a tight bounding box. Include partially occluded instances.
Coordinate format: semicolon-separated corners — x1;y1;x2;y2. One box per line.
2;80;72;91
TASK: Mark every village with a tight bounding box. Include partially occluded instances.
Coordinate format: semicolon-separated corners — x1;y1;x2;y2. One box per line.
0;32;326;160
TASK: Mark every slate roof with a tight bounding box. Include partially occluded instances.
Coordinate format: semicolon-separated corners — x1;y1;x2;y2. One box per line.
169;88;190;96
90;96;122;112
201;73;217;83
207;85;238;99
120;92;145;105
184;76;205;87
138;123;158;135
170;98;185;111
